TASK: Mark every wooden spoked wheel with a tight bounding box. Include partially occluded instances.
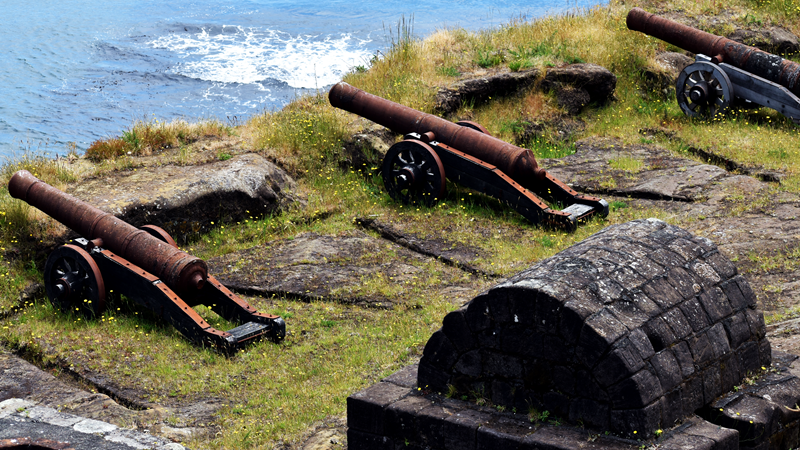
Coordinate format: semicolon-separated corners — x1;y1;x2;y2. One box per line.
382;140;446;207
44;245;106;316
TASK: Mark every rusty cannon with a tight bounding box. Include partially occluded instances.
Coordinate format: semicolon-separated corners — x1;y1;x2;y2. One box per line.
8;170;285;351
627;7;800;121
329;82;608;231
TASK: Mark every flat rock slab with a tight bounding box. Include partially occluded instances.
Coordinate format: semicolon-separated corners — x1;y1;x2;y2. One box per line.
541;138;767;202
67;153;303;243
0;399;185;450
206;230;481;307
0;350;214;443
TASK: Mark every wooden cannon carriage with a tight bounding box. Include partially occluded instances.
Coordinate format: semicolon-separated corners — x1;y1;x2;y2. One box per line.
627;7;800;122
9;170;285;352
329;82;608;231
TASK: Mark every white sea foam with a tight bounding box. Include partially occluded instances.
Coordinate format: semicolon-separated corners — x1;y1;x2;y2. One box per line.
148;26;373;89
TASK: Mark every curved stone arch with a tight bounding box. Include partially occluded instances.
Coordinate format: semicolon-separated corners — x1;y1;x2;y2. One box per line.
418;219;770;438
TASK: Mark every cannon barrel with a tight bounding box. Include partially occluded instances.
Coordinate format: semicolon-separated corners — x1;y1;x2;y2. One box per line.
8;170;207;292
329;82;547;188
627;7;800;96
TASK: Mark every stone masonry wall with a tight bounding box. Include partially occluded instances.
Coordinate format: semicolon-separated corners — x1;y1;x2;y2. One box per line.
417;218;771;438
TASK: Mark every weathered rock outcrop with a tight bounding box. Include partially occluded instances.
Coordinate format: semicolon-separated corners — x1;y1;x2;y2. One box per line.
435;64;616;116
67;153;302;243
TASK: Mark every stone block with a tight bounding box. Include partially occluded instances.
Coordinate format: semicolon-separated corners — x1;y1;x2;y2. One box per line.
683;377;706;415
698;288;733;323
383;364;418;389
707;394;778;446
384;395;431;441
662;387;684;427
628;328;656;360
689;331;716;368
683;418;740;450
609;369;663;409
443;308;476;353
739;341;762;375
609;398;663;438
417;361;451;393
607;299;650;332
476;327;500;350
569;397;609;430
594;337;646;388
723;312;752;351
701;365;722;404
644;316;677;352
679;297;712;332
759;338;773;368
522;424;634;449
576;309;628;366
668;237;706;261
442;408;492;450
347;382;411;435
491;379;525;410
672;340;696;377
534;293;562;335
465;294;493;333
539;334;572;362
625;289;663;319
608;266;646;291
489;290;515;325
720;354;743;394
347;429;395;450
475;417;531;450
707;323;732;359
642;276;683;309
574;369;607;402
416;403;451;449
551;366;576;396
656;433;718;450
745;309;767;339
704;251;737;279
689;260;722;289
560;295;602;344
664;306;694;340
666;266;698;300
421;330;459;371
454;350;483;378
651;349;682;392
735;276;758;309
648;247;685;269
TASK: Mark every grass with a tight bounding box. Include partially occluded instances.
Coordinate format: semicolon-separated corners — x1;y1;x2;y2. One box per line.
3;0;800;447
86;118;233;161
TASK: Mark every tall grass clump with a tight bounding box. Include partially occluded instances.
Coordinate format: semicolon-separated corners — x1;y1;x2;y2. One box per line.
86;118;233;161
249;95;349;176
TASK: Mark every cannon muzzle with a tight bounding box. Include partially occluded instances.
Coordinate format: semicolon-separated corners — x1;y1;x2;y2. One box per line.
9;170;207;293
626;7;800;96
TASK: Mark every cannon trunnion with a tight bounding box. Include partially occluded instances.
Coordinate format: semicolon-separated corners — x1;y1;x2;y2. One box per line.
9;170;285;352
329;82;608;231
627;7;800;122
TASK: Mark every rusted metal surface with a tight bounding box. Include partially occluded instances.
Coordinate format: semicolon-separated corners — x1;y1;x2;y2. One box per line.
329;82;548;190
627;7;800;96
9;170;206;293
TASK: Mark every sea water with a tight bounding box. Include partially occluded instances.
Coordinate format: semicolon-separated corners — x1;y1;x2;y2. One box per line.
0;0;603;159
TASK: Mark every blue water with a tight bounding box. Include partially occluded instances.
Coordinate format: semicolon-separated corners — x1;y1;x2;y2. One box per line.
1;0;602;159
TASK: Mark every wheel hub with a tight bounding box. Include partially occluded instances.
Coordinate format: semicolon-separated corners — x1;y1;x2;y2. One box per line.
689;82;710;103
396;167;418;189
